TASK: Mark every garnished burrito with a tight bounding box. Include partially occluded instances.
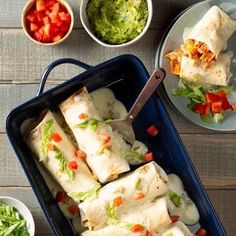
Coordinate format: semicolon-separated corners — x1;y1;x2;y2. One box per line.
79;162;169;230
27;110;100;203
59;87;130;183
82;197;171;235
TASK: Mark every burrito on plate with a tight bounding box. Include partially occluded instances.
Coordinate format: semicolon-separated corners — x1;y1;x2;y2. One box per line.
78;161;169;230
59;87;130;183
27;110;100;203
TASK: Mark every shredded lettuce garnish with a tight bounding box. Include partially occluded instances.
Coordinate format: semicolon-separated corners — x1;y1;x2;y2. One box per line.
68;185;101;202
0;202;29;236
123;149;145;162
39;119;54;161
53;146;75;179
134;178;142;191
168;191;181;207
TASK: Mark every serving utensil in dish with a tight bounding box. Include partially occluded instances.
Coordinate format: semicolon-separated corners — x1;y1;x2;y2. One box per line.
110;68;166;144
6;55;226;235
155;0;236;131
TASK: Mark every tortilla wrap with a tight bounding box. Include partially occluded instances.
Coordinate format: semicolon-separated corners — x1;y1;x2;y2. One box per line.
79;161;169;230
27;110;100;203
59;87;130;183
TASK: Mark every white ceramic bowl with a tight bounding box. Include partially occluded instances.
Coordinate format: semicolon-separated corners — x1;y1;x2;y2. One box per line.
80;0;153;47
21;0;74;46
0;196;35;236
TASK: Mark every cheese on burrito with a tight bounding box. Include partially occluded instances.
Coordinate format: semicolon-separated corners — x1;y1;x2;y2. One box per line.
59;87;130;183
82;197;171;235
180;53;232;86
79;161;169;230
27;110;100;203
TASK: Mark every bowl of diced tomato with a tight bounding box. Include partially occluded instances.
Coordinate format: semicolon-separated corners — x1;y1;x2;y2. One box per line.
22;0;74;45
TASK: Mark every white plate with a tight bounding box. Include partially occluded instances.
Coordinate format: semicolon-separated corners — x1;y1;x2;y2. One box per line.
155;0;236;131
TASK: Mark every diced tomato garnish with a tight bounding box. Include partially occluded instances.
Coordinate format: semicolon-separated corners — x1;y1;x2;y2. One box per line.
215;90;231;110
58;11;67;21
170;215;179;223
147;125;159;136
51;133;62;142
205;92;220;103
52;2;60;15
26;10;37;22
68;204;79;216
231;103;236;111
146;231;153;236
36;0;46;12
211;101;222;113
100;133;111;145
49;13;63;27
144;152;154;162
193;103;209;115
132;224;144;233
75;150;87;159
133;192;145;200
79;113;88;119
37;11;46;22
55;191;67;203
45;0;57;9
113;196;123;207
34;31;43;41
196;228;207;236
30;23;39;32
68;161;78;170
52;34;62;42
61;22;70;33
43;16;50;25
50;23;59;36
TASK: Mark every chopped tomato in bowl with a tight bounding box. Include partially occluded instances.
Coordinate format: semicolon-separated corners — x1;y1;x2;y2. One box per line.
22;0;74;45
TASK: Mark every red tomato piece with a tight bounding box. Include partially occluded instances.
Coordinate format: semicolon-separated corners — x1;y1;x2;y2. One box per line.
42;34;52;43
68;204;79;216
58;11;67;21
146;231;153;236
231;104;236;111
52;2;60;15
43;16;50;25
170;215;179;223
205;92;220;103
211;101;222;113
144;152;154;162
55;191;67;203
52;34;62;42
79;113;88;119
45;0;57;9
193;103;209;115
34;31;43;41
113;196;123;207
37;11;46;22
49;13;63;27
51;133;62;142
69;161;78;170
65;13;71;24
147;125;159;136
61;22;70;33
75;150;87;159
26;10;37;23
215;90;231;110
30;23;39;32
36;0;46;12
100;133;111;145
132;224;144;233
133;192;145;200
196;228;207;236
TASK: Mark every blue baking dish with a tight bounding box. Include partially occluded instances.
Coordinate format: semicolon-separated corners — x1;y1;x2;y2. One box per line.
6;55;225;235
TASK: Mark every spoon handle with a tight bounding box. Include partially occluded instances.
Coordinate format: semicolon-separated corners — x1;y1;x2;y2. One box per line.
127;68;166;123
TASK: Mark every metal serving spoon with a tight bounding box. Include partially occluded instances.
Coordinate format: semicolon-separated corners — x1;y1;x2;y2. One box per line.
110;68;166;144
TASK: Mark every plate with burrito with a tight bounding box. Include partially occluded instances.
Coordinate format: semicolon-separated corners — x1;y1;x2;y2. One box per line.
6;55;225;235
156;0;236;131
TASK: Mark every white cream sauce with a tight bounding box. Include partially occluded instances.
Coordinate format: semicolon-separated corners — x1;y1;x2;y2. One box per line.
167;174;200;225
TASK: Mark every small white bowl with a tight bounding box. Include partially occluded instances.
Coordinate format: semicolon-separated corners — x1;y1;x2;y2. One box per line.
0;196;35;236
80;0;153;48
21;0;74;46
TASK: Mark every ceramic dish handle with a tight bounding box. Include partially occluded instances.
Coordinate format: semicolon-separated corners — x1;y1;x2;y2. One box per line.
37;58;92;96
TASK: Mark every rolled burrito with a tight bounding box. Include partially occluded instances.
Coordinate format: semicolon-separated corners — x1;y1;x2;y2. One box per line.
180;52;232;86
59;87;130;183
78;161;169;230
183;6;236;61
27;110;100;203
82;197;171;236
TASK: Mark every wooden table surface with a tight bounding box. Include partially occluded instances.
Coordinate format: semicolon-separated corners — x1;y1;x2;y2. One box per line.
1;0;235;235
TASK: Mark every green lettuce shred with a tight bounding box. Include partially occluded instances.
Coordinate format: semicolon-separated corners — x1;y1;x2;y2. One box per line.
68;185;101;202
75;118;100;131
123;149;145;162
39;119;54;161
134;178;142;191
168;191;181;207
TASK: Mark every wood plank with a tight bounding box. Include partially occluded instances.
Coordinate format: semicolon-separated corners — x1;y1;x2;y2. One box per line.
0;29;157;82
0;187;234;235
1;132;236;187
0;0;201;28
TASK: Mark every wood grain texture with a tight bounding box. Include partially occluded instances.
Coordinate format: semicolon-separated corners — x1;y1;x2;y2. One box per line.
0;0;200;29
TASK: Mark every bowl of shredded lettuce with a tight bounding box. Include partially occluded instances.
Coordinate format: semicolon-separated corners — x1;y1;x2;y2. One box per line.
80;0;153;47
0;196;35;236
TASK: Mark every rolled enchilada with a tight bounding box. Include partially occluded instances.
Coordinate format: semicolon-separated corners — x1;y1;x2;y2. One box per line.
79;161;169;230
27;110;100;203
59;87;130;183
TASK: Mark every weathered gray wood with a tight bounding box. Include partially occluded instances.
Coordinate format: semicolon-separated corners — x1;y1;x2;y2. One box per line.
0;0;201;29
1;132;236;188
